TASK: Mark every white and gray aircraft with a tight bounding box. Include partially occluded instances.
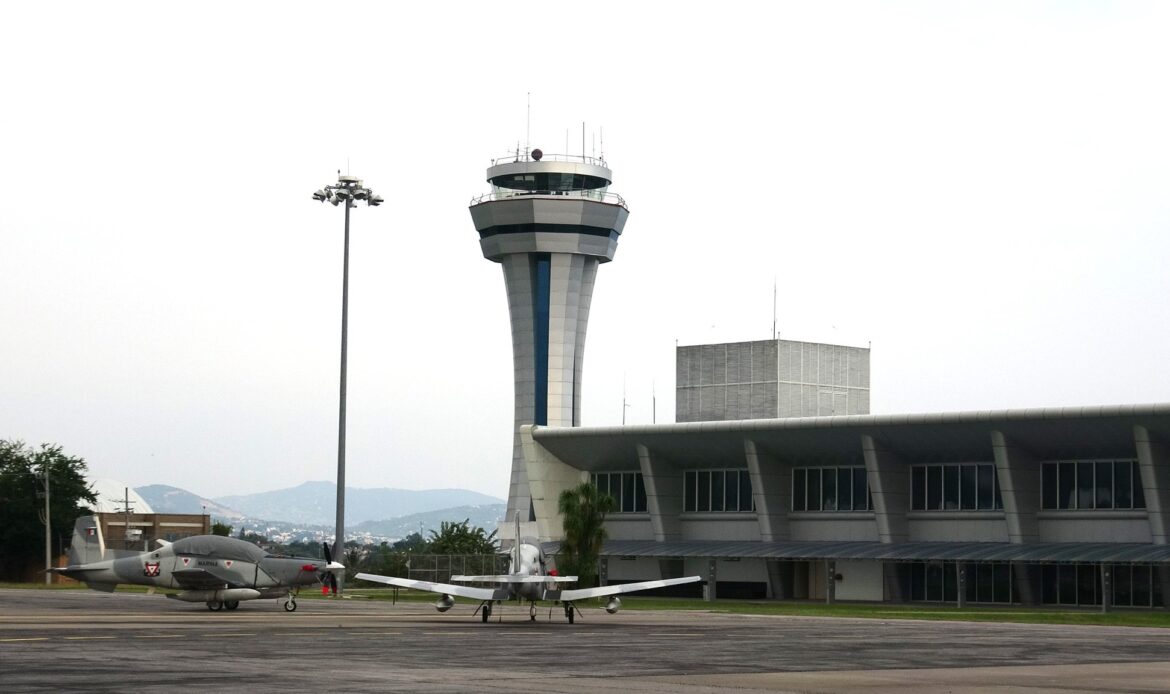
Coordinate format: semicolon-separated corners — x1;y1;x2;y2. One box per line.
52;516;344;612
356;515;699;623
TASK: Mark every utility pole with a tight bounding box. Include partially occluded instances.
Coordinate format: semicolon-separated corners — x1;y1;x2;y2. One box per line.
41;465;51;585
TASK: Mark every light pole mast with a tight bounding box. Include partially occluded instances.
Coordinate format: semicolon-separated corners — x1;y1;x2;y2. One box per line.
313;174;382;587
42;466;51;585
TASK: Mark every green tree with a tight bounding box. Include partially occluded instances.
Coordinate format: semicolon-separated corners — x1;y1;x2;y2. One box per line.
427;519;498;555
0;441;97;580
557;482;615;588
358;542;410;579
211;521;233;536
392;532;427;553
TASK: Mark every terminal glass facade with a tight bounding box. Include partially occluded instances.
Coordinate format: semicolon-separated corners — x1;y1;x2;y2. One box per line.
1039;563;1161;607
909;562;1016;603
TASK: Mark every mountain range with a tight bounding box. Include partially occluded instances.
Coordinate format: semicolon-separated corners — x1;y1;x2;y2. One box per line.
135;481;506;527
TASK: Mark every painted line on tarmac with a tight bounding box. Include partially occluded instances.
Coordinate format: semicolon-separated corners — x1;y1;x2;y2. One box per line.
134;634;184;639
64;636;116;640
1;637;51;642
347;631;402;635
646;633;702;637
210;633;257;637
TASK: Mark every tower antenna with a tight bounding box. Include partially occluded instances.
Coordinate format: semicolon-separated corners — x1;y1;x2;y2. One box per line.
600;127;605;162
622;374;630;425
526;92;531;157
582;122;586;162
772;276;777;340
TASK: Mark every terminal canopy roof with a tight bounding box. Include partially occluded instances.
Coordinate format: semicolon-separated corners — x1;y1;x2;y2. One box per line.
530;403;1170;470
543;540;1170;565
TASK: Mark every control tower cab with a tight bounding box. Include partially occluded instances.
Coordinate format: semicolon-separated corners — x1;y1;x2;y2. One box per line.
470;149;629;521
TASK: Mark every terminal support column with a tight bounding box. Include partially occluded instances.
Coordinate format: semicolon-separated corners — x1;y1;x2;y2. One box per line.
1135;425;1170;544
637;445;682;542
744;439;790;542
862;435;909;602
861;435;909;543
991;430;1042;605
1135;425;1170;607
957;563;967;608
520;426;587;542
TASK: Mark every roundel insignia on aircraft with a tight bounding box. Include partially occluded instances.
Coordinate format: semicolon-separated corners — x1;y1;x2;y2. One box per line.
181;557;191;566
224;560;233;569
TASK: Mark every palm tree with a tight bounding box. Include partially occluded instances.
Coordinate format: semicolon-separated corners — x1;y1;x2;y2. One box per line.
558;482;615;588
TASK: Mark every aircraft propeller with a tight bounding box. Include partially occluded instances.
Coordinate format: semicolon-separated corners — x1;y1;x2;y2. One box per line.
319;541;343;595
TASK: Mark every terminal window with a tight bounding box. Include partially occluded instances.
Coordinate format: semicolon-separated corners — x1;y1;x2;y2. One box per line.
792;466;871;512
591;472;646;513
683;469;755;513
911;463;1002;511
1040;459;1144;510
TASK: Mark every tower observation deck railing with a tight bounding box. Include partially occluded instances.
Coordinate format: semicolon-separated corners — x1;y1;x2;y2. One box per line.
469;189;628;208
490;152;608;167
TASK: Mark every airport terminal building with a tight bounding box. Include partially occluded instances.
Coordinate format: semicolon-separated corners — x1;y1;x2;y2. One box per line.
526;341;1170;609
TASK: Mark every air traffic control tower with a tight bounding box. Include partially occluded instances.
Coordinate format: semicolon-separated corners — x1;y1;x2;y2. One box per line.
470;148;629;521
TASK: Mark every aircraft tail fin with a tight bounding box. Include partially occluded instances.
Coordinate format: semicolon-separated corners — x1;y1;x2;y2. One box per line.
68;515;106;565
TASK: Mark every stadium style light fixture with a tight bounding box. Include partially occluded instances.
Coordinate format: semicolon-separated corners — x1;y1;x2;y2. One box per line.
313;173;381;591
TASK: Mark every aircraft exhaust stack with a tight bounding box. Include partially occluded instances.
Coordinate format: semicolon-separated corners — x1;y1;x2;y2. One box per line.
605;597;622;614
435;594;455;612
168;588;263;603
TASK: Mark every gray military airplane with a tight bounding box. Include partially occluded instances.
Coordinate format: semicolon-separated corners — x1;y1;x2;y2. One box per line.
52;516;344;612
356;515;700;623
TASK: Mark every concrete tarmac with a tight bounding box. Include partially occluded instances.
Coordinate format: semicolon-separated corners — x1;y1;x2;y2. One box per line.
3;589;1170;692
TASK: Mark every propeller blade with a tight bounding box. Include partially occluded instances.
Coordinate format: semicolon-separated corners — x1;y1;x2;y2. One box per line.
322;542;333;565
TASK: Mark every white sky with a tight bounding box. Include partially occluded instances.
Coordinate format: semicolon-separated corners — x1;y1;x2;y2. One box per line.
2;2;1168;499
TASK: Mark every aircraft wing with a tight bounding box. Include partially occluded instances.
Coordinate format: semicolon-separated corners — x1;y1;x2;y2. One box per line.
551;575;702;602
171;568;243;590
354;572;508;601
450;574;579;584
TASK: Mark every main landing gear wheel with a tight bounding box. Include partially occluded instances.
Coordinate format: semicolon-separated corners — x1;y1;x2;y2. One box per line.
529;603;537;622
224;600;240;611
206;601;223;611
565;604;575;624
284;599;297;612
481;604;491;622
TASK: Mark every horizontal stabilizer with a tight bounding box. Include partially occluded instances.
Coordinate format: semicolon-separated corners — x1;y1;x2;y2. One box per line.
354;572;508;601
553;575;702;602
451;574;578;584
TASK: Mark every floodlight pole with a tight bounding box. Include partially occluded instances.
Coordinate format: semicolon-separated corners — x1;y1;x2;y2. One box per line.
43;467;51;585
313;174;382;595
335;195;351;579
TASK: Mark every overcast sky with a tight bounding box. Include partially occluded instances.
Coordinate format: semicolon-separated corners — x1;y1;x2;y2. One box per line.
3;2;1168;501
